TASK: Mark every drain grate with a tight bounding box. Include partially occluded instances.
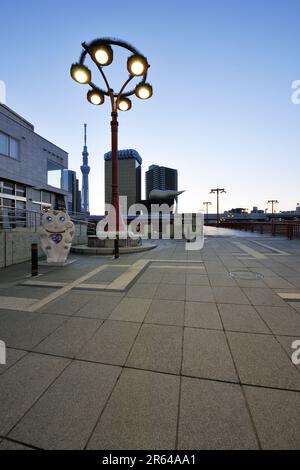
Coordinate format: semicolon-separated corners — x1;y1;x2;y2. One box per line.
229;270;264;280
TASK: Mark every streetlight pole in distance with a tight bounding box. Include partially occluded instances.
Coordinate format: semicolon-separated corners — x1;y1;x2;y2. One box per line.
267;199;279;222
209;188;226;225
70;38;153;258
203;201;212;225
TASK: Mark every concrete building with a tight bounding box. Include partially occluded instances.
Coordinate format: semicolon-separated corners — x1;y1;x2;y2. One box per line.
0;103;69;228
104;149;142;212
145;164;178;199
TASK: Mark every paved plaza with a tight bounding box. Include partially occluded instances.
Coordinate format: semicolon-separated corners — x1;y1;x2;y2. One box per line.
0;227;300;450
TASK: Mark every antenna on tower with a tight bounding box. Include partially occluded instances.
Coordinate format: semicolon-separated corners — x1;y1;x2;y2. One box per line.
84;123;87;147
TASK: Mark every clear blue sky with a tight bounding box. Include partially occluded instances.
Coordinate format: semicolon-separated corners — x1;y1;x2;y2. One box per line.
1;0;299;214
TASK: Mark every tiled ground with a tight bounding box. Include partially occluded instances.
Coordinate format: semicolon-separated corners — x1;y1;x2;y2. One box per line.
0;228;300;449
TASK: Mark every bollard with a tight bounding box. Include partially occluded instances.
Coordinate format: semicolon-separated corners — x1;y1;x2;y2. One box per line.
31;243;38;277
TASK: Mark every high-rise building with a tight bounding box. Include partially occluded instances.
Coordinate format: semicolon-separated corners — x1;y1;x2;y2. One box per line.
145;165;178;199
80;123;90;213
104;149;142;212
61;169;81;213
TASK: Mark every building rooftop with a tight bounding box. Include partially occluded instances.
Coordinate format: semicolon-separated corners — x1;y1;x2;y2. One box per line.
104;148;142;165
0;103;34;131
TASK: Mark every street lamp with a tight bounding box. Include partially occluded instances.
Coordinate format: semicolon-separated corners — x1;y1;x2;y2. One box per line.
203;201;212;225
209;188;226;225
267;199;279;222
70;38;152;259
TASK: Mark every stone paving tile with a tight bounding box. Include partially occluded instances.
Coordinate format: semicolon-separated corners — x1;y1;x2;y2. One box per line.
263;277;296;289
0;353;69;435
182;328;238;382
145;299;185;326
77;320;140;366
276;335;300;364
109;298;151;322
126;324;182;374
34;317;102;358
284;277;300;289
218;304;270;333
186;285;214;302
0;348;27;375
208;274;237;287
74;295;122;319
185;274;210;286
212;286;250;305
10;361;121;450
161;272;186;285
0;312;66;350
155;284;186;301
290;303;300;312
0;286;55;300
39;292;92;315
255;305;300;336
235;278;267;288
126;283;158;299
88;271;122;282
242;287;287;306
227;332;300;390
136;271;164;284
244;386;300;449
249;267;279;277
178;377;258;449
87;369;179;450
204;262;229;274
185;302;222;329
0;439;34;450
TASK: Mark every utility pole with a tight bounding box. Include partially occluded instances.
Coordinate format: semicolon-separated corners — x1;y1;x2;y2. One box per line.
210;188;226;225
203;201;212;225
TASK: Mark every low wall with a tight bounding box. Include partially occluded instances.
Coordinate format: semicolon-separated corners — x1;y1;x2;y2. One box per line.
0;224;88;268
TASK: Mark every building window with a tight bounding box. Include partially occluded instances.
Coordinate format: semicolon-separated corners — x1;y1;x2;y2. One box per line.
15;200;26;227
41;191;51;204
0;133;9;156
0;132;19;160
9;138;20;159
3;180;14;195
47;160;63;188
15;183;26;197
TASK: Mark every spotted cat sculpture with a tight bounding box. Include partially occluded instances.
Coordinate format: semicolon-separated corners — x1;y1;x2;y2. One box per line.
39;209;75;265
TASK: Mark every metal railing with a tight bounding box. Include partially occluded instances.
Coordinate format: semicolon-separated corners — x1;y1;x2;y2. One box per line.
215;221;300;240
0;206;96;231
0;207;41;230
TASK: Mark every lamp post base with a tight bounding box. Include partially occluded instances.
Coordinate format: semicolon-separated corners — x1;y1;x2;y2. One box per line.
114;234;119;259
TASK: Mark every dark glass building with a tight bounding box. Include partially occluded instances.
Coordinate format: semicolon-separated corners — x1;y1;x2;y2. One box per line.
145;165;178;199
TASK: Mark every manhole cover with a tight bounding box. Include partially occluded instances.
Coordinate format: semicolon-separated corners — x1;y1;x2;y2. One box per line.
229;271;264;280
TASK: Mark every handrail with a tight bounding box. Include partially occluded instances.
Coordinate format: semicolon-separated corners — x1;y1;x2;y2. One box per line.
0;206;96;231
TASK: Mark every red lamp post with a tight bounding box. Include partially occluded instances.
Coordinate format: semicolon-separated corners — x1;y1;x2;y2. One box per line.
71;38;153;258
